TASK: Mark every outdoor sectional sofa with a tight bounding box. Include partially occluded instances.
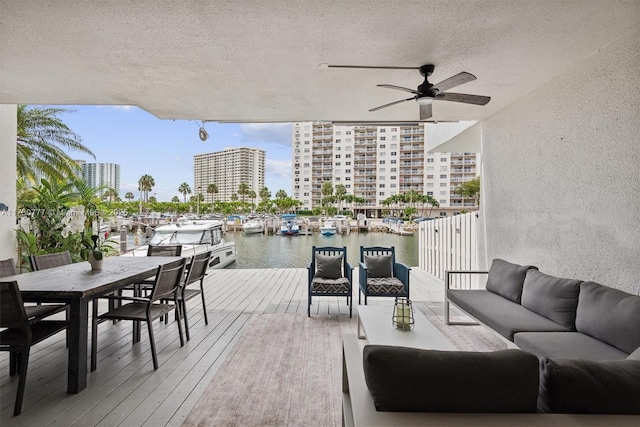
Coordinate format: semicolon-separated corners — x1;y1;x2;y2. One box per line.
445;258;640;360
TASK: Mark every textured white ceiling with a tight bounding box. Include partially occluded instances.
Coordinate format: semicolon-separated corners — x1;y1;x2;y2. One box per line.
1;0;639;123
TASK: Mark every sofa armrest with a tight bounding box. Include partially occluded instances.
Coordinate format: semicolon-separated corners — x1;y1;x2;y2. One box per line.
445;270;489;290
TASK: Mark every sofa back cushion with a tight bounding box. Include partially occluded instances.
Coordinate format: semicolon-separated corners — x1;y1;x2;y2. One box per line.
575;282;640;354
485;259;538;304
520;270;582;329
363;345;539;413
538;357;640;414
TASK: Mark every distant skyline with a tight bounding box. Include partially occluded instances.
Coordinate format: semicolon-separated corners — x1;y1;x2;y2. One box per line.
57;105;292;201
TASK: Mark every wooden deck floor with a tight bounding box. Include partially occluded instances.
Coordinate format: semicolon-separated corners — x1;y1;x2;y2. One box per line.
0;267;445;426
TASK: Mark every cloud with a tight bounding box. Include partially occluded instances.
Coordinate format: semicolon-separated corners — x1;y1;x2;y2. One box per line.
266;159;291;178
239;123;293;147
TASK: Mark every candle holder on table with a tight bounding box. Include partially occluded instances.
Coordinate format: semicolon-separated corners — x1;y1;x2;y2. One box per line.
392;297;414;330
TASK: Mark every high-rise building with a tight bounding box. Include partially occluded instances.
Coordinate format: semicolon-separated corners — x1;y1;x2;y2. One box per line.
194;147;265;203
291;122;479;217
77;161;121;197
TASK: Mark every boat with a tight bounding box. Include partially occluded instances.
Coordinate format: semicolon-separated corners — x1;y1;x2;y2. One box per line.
122;219;237;269
319;219;337;236
242;219;264;234
280;214;300;235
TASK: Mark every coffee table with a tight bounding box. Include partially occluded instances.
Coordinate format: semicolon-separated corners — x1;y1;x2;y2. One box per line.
357;304;455;350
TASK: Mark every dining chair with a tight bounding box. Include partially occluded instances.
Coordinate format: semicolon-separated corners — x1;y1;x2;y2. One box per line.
147;244;182;257
29;251;73;271
91;258;187;371
358;246;410;305
0;280;69;416
0;258;68;322
307;246;353;317
176;251;212;341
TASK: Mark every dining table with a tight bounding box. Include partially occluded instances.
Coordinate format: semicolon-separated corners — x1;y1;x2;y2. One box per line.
2;256;181;394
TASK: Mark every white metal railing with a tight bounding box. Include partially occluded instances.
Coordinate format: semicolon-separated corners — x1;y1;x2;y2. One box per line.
418;213;479;284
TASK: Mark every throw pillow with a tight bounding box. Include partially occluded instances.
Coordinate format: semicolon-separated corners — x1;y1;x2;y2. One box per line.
520;269;581;329
485;258;538;304
315;254;342;279
538;357;640;414
627;347;640;361
364;254;393;278
363;345;539;413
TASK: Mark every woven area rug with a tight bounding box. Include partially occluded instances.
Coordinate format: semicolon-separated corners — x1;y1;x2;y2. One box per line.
184;310;506;426
183;314;356;427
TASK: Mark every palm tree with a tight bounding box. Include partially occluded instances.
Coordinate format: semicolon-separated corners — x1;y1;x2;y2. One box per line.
248;190;257;210
16;105;95;183
125;192;134;202
138;174;155;202
275;189;287;200
238;183;249;203
259;186;271;201
102;187;119;204
178;182;191;203
171;195;180;203
206;183;218;203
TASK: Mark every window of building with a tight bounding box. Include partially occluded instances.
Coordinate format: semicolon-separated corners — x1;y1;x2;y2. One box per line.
390;183;396;188
390;159;397;164
440;174;447;179
345;169;351;173
427;183;433;188
440;166;447;171
379;192;385;196
334;169;341;174
304;177;309;182
390;151;397;156
427;174;433;179
440;157;447;162
390;143;398;149
440;191;447;195
379;168;385;173
335;162;341;166
391;128;397;132
379;184;385;188
380;128;386;133
335;154;341;158
427;191;434;196
379;160;386;164
390;176;396;180
440;199;447;204
345;146;352;151
380;136;386;141
440;183;447;187
346;130;352;135
303;163;309;167
345;161;351;165
345;177;351;181
345;154;351;158
380;144;386;149
427;158;434;163
427;166;434;171
335;146;341;151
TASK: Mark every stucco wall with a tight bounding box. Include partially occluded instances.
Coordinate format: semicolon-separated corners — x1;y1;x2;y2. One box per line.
481;27;640;294
0;104;17;261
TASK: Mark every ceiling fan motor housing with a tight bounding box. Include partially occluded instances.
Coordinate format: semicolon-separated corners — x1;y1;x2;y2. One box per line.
417;64;436;95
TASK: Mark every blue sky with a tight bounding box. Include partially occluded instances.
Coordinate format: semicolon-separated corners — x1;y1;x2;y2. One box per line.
58;106;293;201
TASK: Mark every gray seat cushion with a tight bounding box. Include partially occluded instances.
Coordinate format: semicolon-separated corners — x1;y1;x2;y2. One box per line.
538;358;640;414
575;281;640;354
311;277;350;293
447;290;572;341
520;270;581;329
366;277;405;294
485;259;538;304
363;345;539;413
514;332;629;361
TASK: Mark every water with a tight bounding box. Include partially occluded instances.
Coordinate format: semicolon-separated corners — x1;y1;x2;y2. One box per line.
224;231;418;269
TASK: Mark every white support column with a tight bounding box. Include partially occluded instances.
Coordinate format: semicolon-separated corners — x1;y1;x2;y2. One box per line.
0;104;17;261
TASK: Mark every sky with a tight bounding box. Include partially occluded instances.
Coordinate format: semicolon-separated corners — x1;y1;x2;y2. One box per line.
58;105;293;201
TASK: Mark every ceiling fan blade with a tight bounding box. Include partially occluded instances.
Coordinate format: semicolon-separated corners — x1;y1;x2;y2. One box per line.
432;72;477;92
437;92;491;105
369;97;415;112
325;64;419;70
377;84;420;95
419;103;433;120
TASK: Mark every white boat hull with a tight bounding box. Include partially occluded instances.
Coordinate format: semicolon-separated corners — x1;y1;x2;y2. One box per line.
242;221;264;234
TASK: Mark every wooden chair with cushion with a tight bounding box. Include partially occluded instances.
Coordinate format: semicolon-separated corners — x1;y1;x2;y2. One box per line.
91;258;187;371
176;251;212;341
308;246;353;317
358;246;410;305
0;280;69;416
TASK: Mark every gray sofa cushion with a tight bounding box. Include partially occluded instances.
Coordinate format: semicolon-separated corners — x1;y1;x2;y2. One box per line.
514;332;629;361
315;254;342;279
363;345;539;413
520;270;581;329
575;282;640;354
364;254;393;278
485;259;537;304
538;358;640;414
448;289;572;341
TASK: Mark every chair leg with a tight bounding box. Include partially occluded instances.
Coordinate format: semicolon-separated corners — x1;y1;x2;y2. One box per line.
91;299;98;371
147;320;159;370
14;349;30;416
182;300;191;341
307;293;311;317
200;288;209;325
10;352;18;376
175;303;185;347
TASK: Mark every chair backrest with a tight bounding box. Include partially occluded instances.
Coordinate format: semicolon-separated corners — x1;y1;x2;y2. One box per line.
360;246;396;264
150;258;187;301
311;246;348;276
0;281;29;330
29;251;72;271
147;245;183;257
0;258;18;278
184;251;212;286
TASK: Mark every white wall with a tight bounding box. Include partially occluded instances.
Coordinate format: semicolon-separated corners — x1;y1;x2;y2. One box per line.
481;27;640;294
0;104;17;261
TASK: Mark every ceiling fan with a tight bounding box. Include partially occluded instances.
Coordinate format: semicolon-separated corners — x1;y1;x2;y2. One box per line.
362;64;491;120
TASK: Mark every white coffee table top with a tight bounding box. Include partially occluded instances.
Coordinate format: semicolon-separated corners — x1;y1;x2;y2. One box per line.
357;304;455;351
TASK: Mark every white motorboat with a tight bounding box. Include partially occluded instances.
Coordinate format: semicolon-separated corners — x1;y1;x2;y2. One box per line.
242;219;264;234
319;219;337;236
280;214;300;235
122;219;237;269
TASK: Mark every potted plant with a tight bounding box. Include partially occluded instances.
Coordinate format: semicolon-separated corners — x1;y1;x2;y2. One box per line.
87;234;104;270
